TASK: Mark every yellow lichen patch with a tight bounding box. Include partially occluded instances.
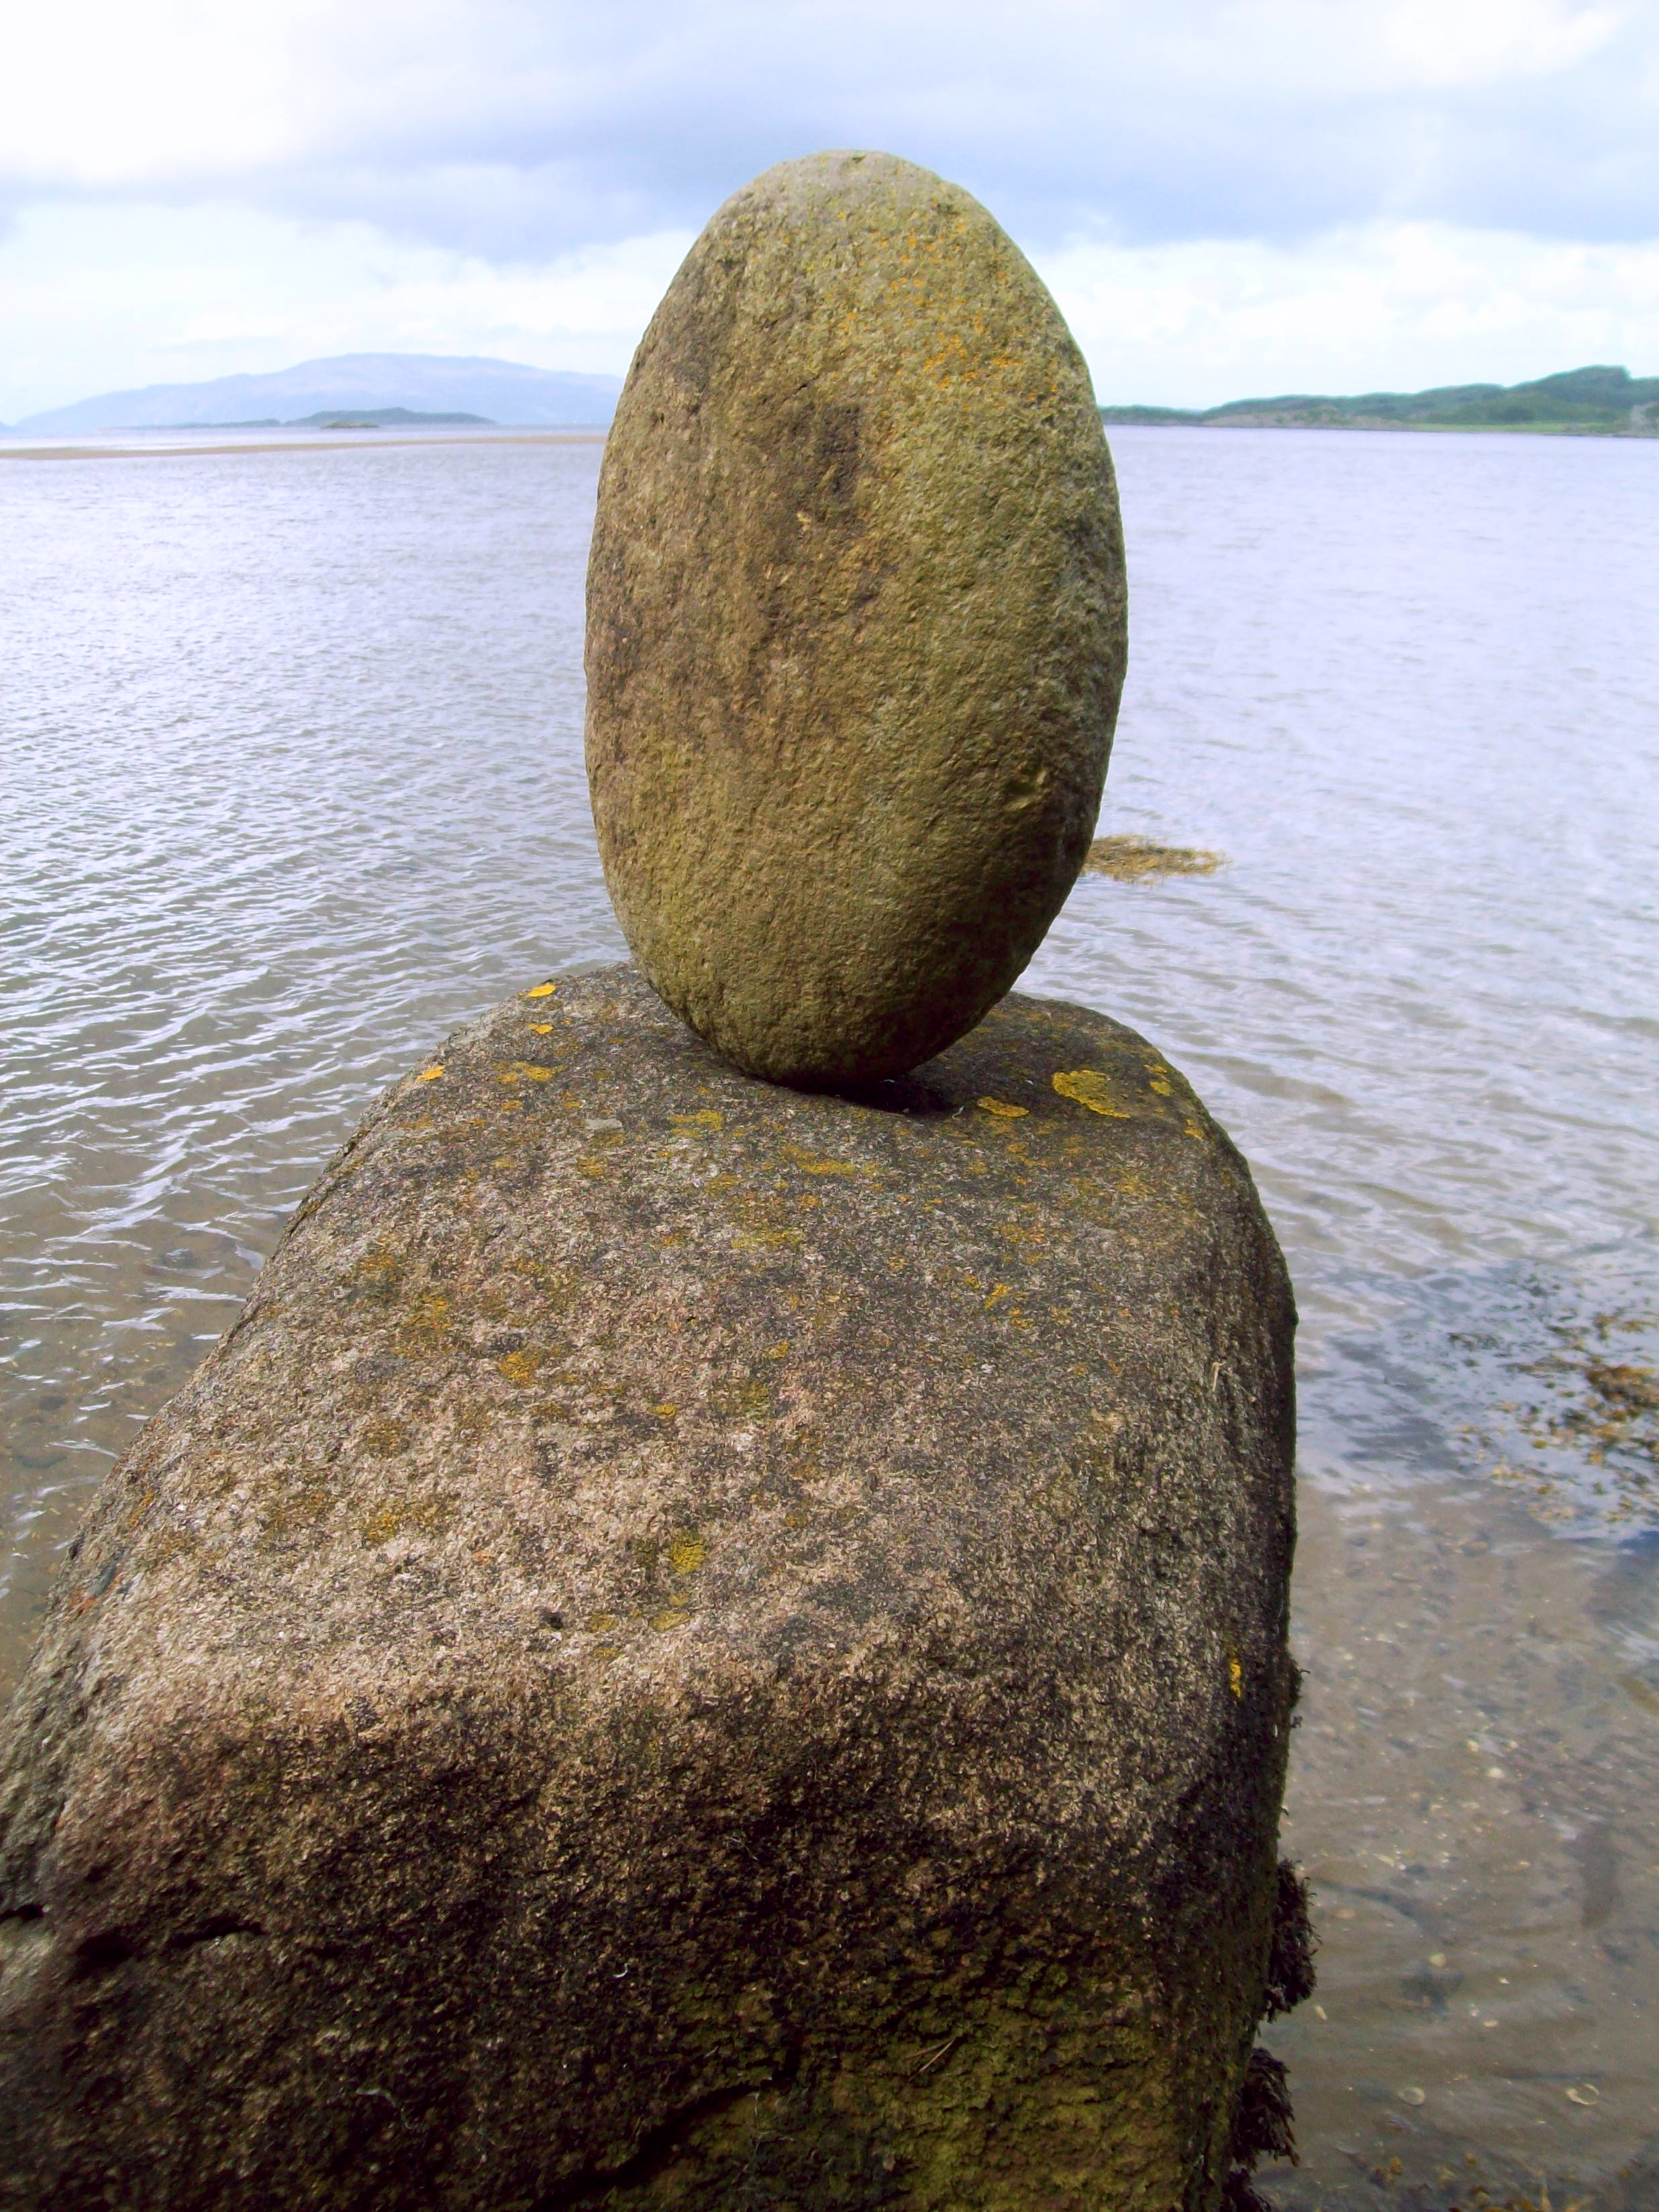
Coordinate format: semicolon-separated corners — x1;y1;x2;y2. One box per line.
587;1613;618;1633
671;1109;723;1130
733;1227;803;1250
668;1534;707;1576
652;1609;691;1632
523;981;558;999
264;1485;331;1540
576;1156;609;1180
985;1284;1012;1310
1052;1069;1134;1118
416;1065;445;1083
1229;1654;1243;1699
497;1062;554;1084
652;1401;678;1419
360;1417;409;1456
348;1248;403;1303
527;1021;554;1035
405;1293;452;1338
782;1144;861;1177
497;1347;546;1386
361;1494;449;1546
711;1379;772;1419
977;1097;1029;1119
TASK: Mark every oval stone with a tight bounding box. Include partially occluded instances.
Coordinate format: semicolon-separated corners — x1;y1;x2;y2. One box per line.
585;150;1127;1087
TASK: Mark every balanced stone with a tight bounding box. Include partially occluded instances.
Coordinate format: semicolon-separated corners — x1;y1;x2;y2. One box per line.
0;967;1298;2210
586;152;1127;1087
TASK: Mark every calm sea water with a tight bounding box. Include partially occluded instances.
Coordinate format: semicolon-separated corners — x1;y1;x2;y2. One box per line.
4;425;1657;2206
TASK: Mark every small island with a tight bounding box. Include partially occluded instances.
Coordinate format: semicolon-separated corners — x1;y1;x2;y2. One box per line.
1101;362;1659;436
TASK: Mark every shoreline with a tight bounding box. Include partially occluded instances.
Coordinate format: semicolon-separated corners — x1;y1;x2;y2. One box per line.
0;428;609;462
1099;415;1659;440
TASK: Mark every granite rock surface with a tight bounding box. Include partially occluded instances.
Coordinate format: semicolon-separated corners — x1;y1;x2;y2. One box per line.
586;151;1127;1086
0;965;1295;2210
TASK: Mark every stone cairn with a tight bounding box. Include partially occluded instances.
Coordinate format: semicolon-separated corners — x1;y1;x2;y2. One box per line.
0;154;1309;2211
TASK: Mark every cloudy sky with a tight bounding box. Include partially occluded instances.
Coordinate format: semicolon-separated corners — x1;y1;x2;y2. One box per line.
3;0;1658;419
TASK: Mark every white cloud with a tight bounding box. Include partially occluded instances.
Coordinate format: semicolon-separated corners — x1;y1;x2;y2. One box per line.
3;0;1656;417
2;0;1654;249
1039;221;1659;408
7;197;1658;426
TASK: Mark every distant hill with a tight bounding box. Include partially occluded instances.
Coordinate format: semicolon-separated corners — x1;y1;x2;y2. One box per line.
287;407;496;429
15;354;623;435
1101;364;1659;436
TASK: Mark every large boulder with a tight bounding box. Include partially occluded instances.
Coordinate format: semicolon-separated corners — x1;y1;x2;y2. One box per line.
0;966;1296;2210
585;152;1127;1087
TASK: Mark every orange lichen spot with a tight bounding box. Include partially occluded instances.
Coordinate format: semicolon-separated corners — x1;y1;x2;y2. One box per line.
652;1609;691;1632
1229;1654;1244;1699
417;1065;445;1083
497;1347;546;1385
977;1097;1029;1118
1052;1069;1132;1117
527;1021;554;1035
670;1109;723;1130
523;982;558;999
984;1285;1012;1310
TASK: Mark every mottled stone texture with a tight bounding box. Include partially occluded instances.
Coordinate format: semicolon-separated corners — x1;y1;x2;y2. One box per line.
586;151;1127;1086
0;966;1295;2211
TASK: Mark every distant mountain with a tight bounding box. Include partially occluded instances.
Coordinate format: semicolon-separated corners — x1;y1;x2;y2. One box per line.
16;354;622;434
1101;364;1659;436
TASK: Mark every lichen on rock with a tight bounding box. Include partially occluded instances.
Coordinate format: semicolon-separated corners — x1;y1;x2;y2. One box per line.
0;965;1299;2209
586;150;1127;1088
